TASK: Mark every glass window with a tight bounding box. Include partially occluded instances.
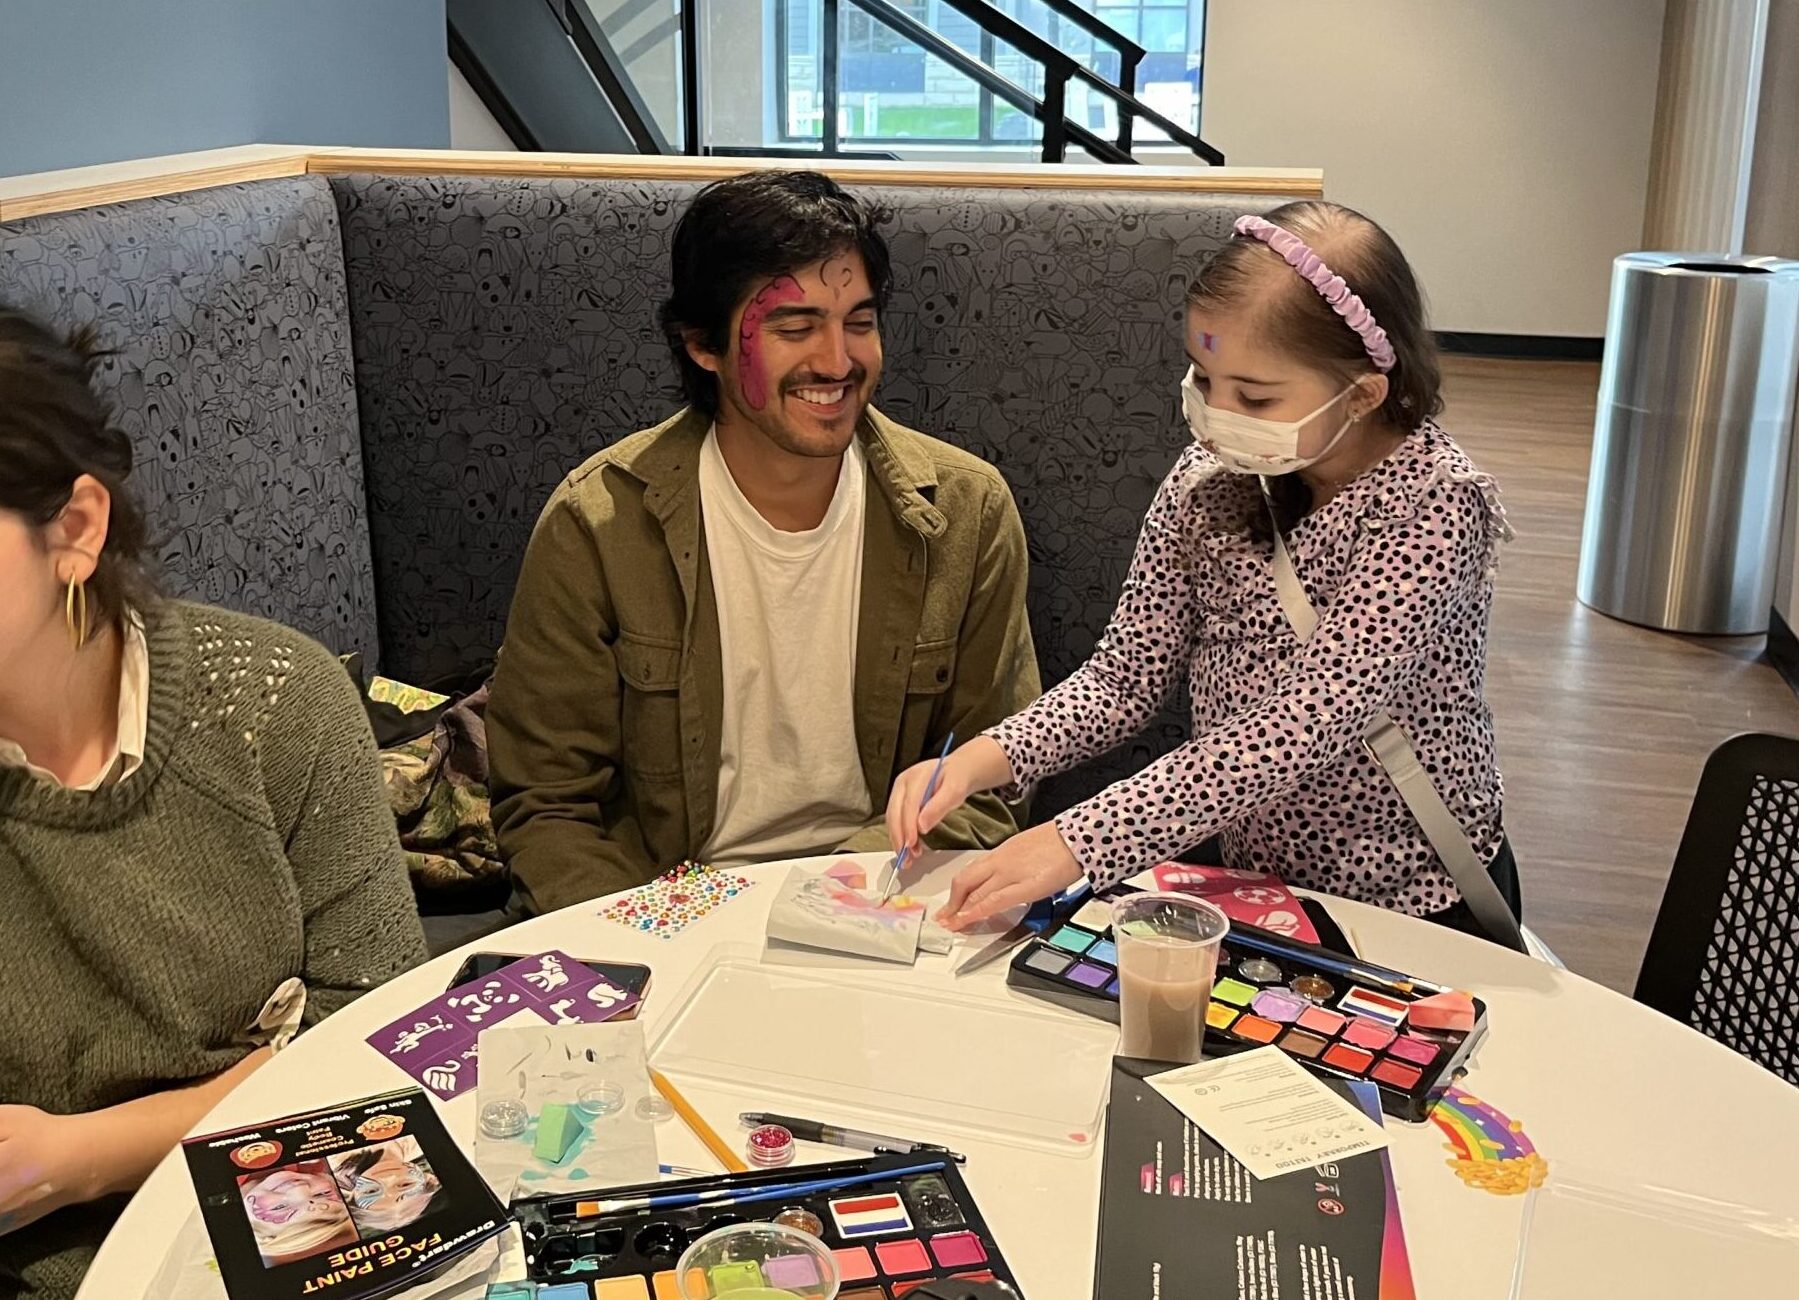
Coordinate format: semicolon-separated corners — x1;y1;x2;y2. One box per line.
1140;9;1187;53
1095;7;1139;42
776;0;1197;145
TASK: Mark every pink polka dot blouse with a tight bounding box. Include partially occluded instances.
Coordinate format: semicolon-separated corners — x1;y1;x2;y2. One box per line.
990;421;1511;916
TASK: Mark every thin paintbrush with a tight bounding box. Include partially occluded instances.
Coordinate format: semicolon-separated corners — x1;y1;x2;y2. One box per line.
881;730;955;902
1221;925;1442;997
573;1159;948;1218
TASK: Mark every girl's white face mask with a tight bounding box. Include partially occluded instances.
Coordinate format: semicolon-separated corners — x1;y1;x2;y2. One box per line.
1181;366;1357;476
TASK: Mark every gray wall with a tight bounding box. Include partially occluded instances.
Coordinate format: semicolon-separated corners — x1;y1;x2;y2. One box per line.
0;0;450;178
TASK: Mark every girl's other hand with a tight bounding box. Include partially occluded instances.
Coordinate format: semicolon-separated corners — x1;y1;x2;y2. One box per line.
937;822;1085;930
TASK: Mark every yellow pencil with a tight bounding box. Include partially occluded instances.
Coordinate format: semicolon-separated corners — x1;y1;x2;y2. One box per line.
649;1067;747;1174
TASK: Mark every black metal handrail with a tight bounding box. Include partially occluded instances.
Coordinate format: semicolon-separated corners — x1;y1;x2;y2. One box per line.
708;144;903;161
1034;0;1145;149
679;0;700;156
557;0;671;154
848;0;1132;163
932;0;1220;164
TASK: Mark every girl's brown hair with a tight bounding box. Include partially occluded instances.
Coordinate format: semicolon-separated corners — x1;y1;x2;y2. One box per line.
1187;201;1441;533
0;304;157;631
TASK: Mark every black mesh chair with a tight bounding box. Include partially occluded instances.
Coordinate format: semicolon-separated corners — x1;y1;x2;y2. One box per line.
1634;733;1799;1084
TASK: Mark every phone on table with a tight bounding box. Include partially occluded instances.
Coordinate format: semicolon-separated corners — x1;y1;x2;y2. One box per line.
446;952;653;1019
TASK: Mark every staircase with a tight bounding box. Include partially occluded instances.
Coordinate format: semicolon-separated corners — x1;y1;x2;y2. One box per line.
450;0;1220;165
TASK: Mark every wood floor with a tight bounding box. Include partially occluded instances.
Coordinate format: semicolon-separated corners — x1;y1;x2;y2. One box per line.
1442;356;1799;992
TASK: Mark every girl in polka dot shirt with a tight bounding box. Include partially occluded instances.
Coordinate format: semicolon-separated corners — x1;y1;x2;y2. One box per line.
888;201;1520;944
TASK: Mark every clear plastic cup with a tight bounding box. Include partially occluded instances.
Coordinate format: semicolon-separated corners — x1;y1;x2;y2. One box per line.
1112;892;1231;1064
675;1221;840;1299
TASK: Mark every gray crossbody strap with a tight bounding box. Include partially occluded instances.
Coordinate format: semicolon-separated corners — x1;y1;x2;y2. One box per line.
1265;499;1524;950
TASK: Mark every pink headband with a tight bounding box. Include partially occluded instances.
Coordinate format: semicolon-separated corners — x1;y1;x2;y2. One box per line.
1232;214;1396;373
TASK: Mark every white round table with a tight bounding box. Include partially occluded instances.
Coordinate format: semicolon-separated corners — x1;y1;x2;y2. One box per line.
79;851;1799;1300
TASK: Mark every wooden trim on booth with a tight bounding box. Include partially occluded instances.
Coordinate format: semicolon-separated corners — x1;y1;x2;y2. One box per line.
1;145;1323;222
0;145;313;222
302;147;1326;196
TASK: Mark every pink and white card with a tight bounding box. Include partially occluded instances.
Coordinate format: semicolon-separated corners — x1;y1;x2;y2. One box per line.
1143;863;1321;944
365;950;641;1100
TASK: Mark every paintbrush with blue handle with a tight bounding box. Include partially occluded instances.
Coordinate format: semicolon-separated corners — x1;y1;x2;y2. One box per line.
881;730;955;903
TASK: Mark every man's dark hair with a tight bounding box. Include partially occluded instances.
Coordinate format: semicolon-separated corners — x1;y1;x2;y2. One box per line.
659;170;893;416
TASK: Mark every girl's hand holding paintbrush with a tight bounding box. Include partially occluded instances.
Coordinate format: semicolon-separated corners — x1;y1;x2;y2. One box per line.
886;737;1085;930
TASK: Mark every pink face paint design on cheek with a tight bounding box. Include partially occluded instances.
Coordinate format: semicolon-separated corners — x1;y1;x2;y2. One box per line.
738;274;806;410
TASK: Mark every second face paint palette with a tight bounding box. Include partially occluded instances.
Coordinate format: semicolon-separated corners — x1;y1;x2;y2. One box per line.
513;1154;1018;1299
1008;912;1487;1122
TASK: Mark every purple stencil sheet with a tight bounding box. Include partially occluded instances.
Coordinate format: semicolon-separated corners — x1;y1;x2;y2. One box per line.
367;950;642;1099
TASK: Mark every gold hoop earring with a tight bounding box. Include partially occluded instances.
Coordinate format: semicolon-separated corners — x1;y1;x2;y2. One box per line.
65;576;89;651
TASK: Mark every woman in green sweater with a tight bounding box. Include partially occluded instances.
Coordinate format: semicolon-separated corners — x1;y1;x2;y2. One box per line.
0;306;429;1295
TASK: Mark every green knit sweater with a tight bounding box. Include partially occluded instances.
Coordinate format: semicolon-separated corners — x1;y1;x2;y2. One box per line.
0;601;428;1297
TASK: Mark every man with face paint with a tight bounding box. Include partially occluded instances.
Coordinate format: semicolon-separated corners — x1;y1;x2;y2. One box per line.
487;171;1041;914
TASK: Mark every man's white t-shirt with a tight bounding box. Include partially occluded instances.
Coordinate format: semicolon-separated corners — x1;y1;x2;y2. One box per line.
696;428;873;865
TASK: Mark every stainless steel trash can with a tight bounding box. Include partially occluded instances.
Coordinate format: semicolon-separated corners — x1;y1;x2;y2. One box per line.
1577;252;1799;634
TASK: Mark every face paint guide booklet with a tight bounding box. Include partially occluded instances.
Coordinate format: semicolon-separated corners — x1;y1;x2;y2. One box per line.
183;1087;508;1300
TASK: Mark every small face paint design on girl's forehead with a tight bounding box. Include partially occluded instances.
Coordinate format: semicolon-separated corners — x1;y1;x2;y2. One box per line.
1198;330;1220;352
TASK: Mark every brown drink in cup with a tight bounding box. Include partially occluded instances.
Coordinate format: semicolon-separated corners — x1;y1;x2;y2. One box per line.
1112;893;1231;1064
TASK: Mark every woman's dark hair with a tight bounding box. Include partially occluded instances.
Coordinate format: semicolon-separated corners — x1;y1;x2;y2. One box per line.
0;304;156;630
1187;200;1441;536
658;170;893;415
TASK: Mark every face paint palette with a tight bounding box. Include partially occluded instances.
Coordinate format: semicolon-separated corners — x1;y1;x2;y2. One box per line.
512;1154;1019;1298
1008;913;1487;1122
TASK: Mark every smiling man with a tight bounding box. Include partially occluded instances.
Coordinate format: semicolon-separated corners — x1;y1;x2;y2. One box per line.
487;171;1040;914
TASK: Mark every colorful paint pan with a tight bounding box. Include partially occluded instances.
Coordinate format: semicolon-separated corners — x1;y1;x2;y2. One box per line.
1250;989;1308;1023
1296;1006;1346;1036
834;1246;877;1281
1340;985;1411;1026
1232;1015;1283;1044
1371;1059;1424;1090
1281;1029;1330;1059
877;1238;932;1276
764;1255;822;1289
1342;1018;1397;1051
1389;1035;1441;1067
1023;948;1071;977
831;1193;913;1239
930;1233;989;1268
1212;978;1257;1007
1206;1002;1239;1031
1071;900;1115;931
1066;962;1110;989
1049;927;1096;955
1322;1043;1375;1074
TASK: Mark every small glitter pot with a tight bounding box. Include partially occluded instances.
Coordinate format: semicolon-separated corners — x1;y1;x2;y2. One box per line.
772;1206;824;1237
1238;957;1283;984
1290;973;1335;1001
575;1082;625;1118
478;1099;529;1140
745;1124;795;1168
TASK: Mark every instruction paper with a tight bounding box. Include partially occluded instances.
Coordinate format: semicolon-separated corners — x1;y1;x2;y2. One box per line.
1146;1047;1388;1180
